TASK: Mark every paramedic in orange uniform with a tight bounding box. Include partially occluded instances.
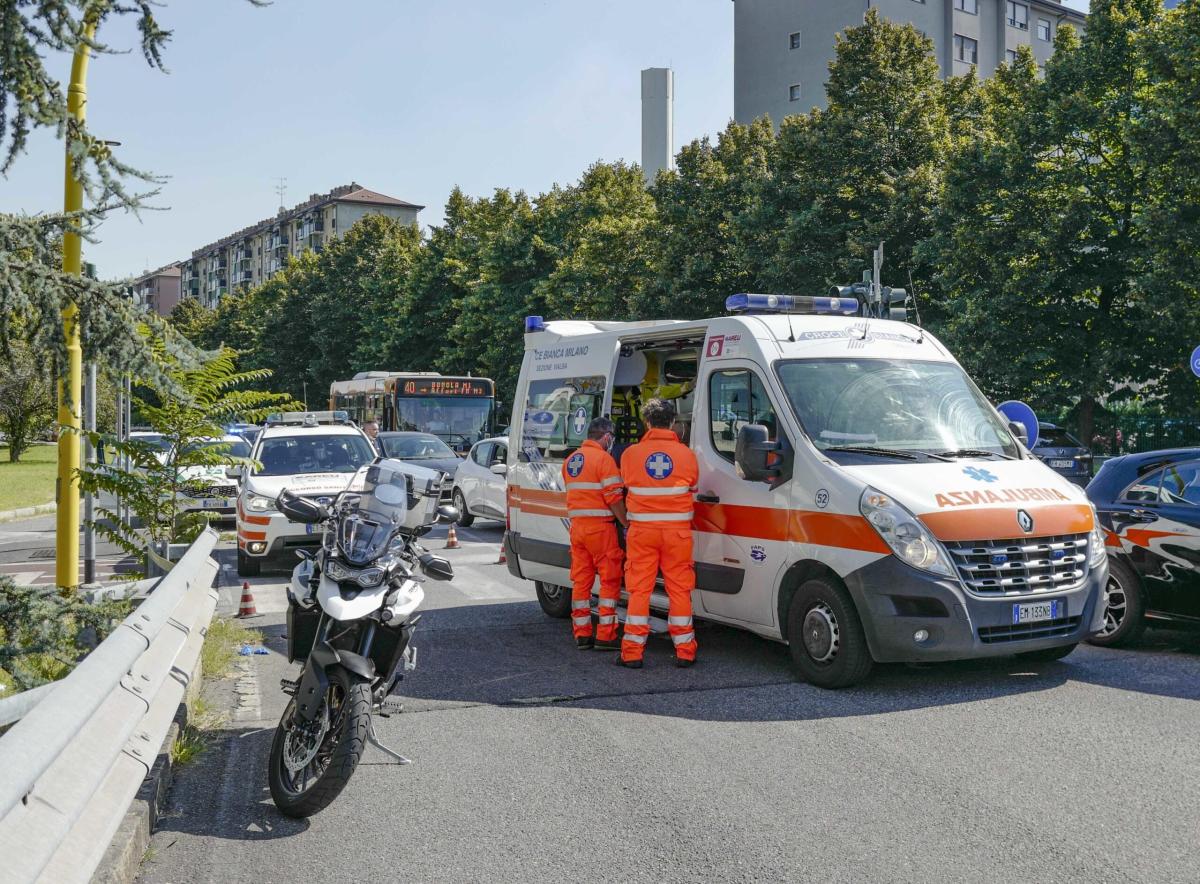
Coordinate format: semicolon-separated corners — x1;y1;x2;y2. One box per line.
562;417;628;650
618;399;699;668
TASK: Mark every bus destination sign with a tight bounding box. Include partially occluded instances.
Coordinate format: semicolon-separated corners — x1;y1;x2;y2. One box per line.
402;378;491;397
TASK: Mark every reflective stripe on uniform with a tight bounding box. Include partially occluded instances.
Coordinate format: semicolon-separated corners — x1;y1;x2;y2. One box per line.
597;615;618;625
625;614;650;625
598;597;620;608
600;476;623;487
623;632;648;645
671;631;695;645
568;508;613;519
668;615;692;627
564;481;604;490
573;614;592;624
572;599;590;610
628;511;693;522
627;485;693;496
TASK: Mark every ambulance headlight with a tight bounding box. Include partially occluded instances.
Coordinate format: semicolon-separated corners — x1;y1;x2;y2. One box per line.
860;487;954;577
1088;504;1107;568
246;492;275;512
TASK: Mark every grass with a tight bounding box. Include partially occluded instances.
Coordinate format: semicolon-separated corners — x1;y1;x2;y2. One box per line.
0;444;58;512
170;694;228;766
200;616;264;680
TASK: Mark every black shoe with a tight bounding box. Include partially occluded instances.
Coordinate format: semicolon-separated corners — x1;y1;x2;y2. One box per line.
675;657;695;668
615;657;644;669
592;638;620;652
576;636;594;650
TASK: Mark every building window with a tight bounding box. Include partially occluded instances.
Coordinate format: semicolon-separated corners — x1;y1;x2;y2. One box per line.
1037;18;1051;41
1006;49;1019;64
789;31;800;50
1007;1;1028;30
789;83;802;101
954;0;977;11
953;34;978;65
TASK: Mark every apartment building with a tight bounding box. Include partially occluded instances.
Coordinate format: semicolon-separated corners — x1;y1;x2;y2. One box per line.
734;0;1087;125
179;183;422;308
130;263;182;317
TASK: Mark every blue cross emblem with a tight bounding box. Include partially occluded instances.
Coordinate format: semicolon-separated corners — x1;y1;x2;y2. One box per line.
645;452;674;479
566;452;585;477
963;467;998;483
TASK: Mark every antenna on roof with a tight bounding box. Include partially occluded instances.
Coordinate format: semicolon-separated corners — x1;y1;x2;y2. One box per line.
274;177;288;209
906;268;925;343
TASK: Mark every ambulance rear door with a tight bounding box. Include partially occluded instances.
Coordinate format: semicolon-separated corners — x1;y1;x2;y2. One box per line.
509;333;621;586
690;321;793;628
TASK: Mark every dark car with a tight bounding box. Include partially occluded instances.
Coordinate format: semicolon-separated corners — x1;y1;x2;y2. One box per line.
1032;422;1092;487
376;431;461;499
1086;448;1200;645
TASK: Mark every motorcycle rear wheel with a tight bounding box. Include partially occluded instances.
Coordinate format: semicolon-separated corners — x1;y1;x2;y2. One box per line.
269;665;371;818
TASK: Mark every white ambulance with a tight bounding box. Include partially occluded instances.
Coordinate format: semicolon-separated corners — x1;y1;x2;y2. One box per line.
232;412;377;576
502;294;1108;687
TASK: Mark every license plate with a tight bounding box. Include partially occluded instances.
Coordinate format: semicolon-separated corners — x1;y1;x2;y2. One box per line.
1049;459;1074;469
1013;599;1064;624
203;498;230;509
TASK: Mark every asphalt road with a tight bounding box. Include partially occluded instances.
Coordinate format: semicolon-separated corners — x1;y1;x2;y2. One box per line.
138;522;1200;884
0;513;136;585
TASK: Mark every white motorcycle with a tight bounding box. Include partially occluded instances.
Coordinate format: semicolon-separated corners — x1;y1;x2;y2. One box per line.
267;458;456;818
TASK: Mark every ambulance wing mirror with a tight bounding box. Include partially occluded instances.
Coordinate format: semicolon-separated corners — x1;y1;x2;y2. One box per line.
225;465;244;480
1008;420;1029;447
735;424;790;485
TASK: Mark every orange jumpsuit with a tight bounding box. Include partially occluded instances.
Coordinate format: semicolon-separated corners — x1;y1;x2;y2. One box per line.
561;440;625;642
619;427;699;663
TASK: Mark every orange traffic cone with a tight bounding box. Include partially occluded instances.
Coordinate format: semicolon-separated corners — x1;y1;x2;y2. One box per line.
445;523;461;550
236;581;259;618
496;536;507;565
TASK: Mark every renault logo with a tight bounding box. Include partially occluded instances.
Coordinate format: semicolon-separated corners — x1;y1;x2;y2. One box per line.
1017;509;1034;533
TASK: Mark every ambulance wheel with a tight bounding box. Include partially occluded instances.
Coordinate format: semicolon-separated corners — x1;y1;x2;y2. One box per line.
237;548;260;577
452;490;475;527
787;578;873;689
535;581;572;619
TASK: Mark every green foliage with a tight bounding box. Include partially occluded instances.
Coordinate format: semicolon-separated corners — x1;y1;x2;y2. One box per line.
0;576;129;692
0;337;55;462
78;348;295;561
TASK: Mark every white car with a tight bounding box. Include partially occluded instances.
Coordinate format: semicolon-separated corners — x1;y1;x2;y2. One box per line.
234;415;377;576
451;437;508;526
175;435;251;521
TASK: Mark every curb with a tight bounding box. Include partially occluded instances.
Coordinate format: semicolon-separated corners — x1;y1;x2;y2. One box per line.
91;623;207;884
0;502;56;524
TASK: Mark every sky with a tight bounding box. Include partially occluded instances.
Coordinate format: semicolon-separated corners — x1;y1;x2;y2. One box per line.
1;0;1095;280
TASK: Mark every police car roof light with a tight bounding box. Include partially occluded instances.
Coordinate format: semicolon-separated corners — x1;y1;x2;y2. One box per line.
525;315;546;333
725;293;860;316
265;410;351;426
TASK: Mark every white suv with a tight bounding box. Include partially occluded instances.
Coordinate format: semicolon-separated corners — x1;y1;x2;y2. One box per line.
234;414;376;576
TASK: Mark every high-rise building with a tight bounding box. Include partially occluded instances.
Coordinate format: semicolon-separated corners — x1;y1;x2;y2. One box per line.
179;182;422;308
129;263;182;317
641;67;675;185
734;0;1087;126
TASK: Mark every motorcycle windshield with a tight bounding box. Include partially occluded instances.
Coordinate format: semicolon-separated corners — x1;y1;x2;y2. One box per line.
337;514;392;566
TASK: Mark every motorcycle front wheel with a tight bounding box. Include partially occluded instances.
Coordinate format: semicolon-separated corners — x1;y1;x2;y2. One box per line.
268;665;371;818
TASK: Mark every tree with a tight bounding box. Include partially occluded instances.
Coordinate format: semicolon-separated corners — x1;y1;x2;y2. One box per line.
927;1;1168;443
0;340;55;461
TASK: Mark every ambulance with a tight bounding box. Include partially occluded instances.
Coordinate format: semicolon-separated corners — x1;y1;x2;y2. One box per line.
502;293;1109;687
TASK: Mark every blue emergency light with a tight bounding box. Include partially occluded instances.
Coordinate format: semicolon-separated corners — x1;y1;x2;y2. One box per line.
725;293;861;316
525;315;546;332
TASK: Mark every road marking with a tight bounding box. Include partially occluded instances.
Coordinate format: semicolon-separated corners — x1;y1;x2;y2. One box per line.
5;572;43;586
448;563;528;600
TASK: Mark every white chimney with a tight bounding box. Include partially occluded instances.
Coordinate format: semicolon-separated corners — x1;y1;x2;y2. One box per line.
641;67;674;186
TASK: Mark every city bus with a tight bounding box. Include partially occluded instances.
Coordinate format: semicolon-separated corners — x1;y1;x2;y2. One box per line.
329;371;496;452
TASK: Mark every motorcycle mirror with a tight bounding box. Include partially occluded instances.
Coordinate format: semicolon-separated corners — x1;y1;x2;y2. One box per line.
418;552;454;581
436;504;461;523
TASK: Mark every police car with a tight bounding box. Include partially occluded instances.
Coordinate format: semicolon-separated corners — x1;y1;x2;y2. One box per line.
233;412;377;576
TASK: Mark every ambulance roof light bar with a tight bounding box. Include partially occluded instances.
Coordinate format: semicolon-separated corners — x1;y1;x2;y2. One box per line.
265;410;352;427
725;293;861;316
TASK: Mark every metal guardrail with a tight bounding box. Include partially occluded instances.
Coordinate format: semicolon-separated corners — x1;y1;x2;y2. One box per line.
0;529;220;884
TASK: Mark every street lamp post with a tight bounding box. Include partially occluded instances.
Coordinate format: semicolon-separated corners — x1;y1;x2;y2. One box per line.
55;20;97;590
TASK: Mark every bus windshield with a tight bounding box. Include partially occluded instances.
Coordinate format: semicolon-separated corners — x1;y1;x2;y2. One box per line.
776;359;1020;461
395;396;493;450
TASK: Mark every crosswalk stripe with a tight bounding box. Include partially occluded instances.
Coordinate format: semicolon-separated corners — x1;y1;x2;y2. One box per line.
448;564;528;600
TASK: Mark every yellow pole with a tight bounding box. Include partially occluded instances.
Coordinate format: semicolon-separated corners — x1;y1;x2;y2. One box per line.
56;21;96;589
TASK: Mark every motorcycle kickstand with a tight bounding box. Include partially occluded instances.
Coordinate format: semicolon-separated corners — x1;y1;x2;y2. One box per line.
367;716;411;765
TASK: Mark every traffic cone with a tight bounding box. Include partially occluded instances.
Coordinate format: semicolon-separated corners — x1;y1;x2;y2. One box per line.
236;581;259;618
496;537;507;565
445;523;461;550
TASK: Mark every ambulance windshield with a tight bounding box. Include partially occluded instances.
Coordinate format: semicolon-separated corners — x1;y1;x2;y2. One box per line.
776;359;1020;460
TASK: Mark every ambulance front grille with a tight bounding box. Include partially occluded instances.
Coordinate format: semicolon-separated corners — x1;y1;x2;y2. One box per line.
947;533;1089;596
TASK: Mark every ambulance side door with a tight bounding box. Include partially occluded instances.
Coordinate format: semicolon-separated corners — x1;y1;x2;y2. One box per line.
691;357;790;627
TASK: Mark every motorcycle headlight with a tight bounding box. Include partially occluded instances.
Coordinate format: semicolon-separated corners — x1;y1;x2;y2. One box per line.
860;487;954;578
325;558;351;582
246;492;275;512
1088;504;1107;567
356;567;385;588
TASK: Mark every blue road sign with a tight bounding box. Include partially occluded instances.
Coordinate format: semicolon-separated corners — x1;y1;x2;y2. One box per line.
998;400;1039;448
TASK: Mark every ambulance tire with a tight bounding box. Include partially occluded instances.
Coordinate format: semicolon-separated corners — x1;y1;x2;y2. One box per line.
535;581;572;619
237;548;261;577
787;578;873;689
452;490;475;527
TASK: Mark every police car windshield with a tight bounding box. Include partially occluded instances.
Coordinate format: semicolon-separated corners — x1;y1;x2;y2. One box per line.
254;434;376;476
776;359;1020;460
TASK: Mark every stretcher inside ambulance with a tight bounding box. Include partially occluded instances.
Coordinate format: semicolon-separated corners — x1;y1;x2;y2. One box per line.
503;299;1108;687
